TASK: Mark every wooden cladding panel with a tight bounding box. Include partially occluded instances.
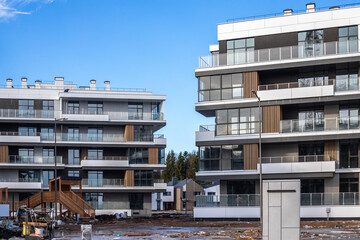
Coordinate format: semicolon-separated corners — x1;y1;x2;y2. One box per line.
0;146;8;163
148;148;158;165
124;125;134;142
324;141;337;161
243;72;259;98
262;106;281;133
244;144;258;170
125;170;134;187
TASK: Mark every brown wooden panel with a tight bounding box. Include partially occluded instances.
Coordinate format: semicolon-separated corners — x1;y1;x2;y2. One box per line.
244;144;258;170
148;148;158;164
262;106;281;133
0;146;8;163
324;141;336;161
124;125;134;142
243;72;259;98
125;170;134;187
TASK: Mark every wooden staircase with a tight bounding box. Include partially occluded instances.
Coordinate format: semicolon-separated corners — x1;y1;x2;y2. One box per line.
19;177;95;218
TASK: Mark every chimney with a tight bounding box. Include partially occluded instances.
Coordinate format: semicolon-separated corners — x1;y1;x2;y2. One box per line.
21;78;27;88
104;81;110;91
90;80;96;90
306;3;315;13
6;79;12;88
283;9;293;16
55;77;64;86
35;80;41;88
330;6;340;10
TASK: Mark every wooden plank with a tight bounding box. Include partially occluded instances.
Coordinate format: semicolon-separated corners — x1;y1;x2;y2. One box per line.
243;72;259;99
148;148;158;164
125;170;134;187
262;106;281;133
324;141;337;161
0;146;8;163
244;144;258;170
124;125;134;142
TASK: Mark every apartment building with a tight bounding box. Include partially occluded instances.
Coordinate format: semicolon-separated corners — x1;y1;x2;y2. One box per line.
194;3;360;219
0;77;167;217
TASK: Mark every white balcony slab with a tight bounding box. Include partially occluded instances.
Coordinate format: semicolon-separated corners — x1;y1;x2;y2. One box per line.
0;182;42;190
81;160;129;168
154;138;166;145
63;114;109;121
0;135;40;143
260;161;335;175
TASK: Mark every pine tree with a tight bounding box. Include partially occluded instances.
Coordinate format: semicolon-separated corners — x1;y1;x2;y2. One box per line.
186;151;199;180
162;150;176;182
175;152;185;180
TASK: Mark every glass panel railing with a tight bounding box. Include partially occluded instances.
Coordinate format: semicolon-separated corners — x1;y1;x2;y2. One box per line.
82;179;125;187
88;201;130;209
301;192;359;206
261;155;329;164
0;109;59;119
196;194;260;207
8;155;62;164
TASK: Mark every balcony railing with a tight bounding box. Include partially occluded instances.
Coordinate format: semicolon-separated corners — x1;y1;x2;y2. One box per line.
261;155;330;164
0;131;40;137
258;79;335;91
64;110;164;121
0;109;60;119
8;155;62;164
0;178;41;183
198;39;359;68
84;156;128;161
88;201;130;209
82;178;126;187
199;125;216;132
196;194;260;207
301;192;359;206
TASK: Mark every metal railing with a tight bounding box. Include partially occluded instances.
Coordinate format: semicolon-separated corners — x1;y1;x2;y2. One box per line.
88;201;130;209
82;178;126;187
84;156;128;161
0;131;40;136
261;155;329;164
8;155;62;164
199;125;216;132
64;111;164;121
258;79;335;91
301;192;359;206
196;194;260;207
198;39;359;68
0;109;60;119
0;84;147;92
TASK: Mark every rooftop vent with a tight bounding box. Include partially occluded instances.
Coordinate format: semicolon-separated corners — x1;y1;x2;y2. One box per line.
21;78;27;88
6;78;12;88
35;80;41;88
55;77;64;86
283;9;293;15
306;3;316;13
104;81;110;91
329;6;340;10
90;80;96;90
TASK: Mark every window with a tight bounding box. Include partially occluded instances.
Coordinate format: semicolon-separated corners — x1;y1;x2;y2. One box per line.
200;145;244;171
299;143;324;161
85;193;103;209
335;68;358;91
216;107;259;135
339;108;359;130
42;100;54;118
182;191;186;199
41;127;54;141
227;38;254;65
67;128;79;141
68;101;79;114
68;170;80;177
88;128;103;141
88;149;103;160
129;193;143;210
298;30;323;57
128;103;143;120
19;170;40;182
207;192;216;196
163;191;171;196
339;26;358;53
199;146;220;171
88;102;103;115
227;180;256;194
298;110;324;131
42;170;54;187
19;127;37;136
298;71;329;87
158;148;165;164
151;103;161;120
340;178;359;193
68;149;80;165
88;171;103;187
134;170;153;186
18;100;34;117
134;126;153;141
198;73;244;102
19;148;34;163
301;179;324;193
340;142;358;168
129;148;149;164
194;192;201;196
42;148;54;164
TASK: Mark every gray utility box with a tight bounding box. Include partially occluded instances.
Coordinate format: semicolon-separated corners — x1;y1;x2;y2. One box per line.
263;179;300;240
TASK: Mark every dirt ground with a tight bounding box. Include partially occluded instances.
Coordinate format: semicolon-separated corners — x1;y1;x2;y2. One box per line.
52;213;360;239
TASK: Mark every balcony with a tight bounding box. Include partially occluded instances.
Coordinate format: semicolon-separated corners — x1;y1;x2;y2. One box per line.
198;39;360;69
0;132;41;143
2;156;63;167
0;178;42;190
82;178;126;188
0;109;60;119
81;156;129;169
63;111;164;122
88;201;130;210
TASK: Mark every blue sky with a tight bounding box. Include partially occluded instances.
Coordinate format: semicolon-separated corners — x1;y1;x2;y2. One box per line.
0;0;359;153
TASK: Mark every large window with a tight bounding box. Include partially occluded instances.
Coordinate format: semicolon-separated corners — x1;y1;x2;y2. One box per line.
88;128;103;141
339;26;358;53
68;170;80;177
88;149;103;160
158;148;165;164
67;101;79;114
18;148;34;163
340;142;358;168
227;38;254;65
68;149;80;165
151;103;160;120
88;171;103;187
339;108;359;130
298;110;324;131
129;193;143;210
42;100;54;118
42;170;54;187
129;148;149;164
42;148;54;164
41;127;54;141
19;127;37;136
298;71;329;87
67;128;79;141
18;100;34;117
301;179;324;193
216;107;259;135
88;102;103;115
85;193;103;209
134;126;153;141
128;103;143;120
298;30;323;57
340;178;359;193
198;73;243;102
19;170;40;182
200;145;244;171
299;143;324;161
134;170;153;186
335;68;358;91
199;146;220;171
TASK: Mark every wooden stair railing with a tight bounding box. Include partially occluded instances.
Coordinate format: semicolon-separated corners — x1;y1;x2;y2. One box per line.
58;192;91;217
64;191;95;218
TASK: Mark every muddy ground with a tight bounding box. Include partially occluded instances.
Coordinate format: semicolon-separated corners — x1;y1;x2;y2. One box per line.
51;213;360;239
